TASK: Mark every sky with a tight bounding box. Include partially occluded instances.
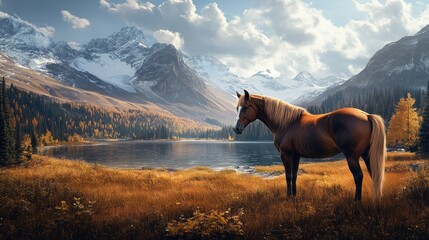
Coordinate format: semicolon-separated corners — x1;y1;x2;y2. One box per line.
1;0;429;79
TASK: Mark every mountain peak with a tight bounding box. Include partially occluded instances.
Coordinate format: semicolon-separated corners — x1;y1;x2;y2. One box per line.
109;26;147;45
416;24;429;36
252;69;278;79
0;11;52;48
85;26;147;54
293;71;316;82
0;11;10;18
140;44;181;72
253;69;274;79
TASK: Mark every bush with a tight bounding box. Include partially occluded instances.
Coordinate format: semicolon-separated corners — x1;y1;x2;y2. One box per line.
399;167;429;202
166;208;244;239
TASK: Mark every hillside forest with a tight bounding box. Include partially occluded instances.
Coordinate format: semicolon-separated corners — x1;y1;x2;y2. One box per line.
1;77;429;165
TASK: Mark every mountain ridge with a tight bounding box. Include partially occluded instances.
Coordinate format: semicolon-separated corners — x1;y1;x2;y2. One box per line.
303;24;429;106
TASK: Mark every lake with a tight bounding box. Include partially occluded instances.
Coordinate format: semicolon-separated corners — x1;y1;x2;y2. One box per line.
41;140;345;170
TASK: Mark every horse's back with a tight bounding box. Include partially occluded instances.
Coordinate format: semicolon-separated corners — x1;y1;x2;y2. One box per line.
325;108;372;154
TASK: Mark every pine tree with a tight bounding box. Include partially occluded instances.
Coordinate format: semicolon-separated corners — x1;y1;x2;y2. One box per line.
0;77;16;165
387;93;422;149
31;131;38;154
418;81;429;157
15;127;23;164
0;77;5;165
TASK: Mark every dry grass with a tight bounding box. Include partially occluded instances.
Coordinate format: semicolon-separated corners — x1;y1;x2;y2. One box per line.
0;154;428;239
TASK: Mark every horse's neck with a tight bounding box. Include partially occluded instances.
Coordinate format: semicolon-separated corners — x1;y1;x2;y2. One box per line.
255;97;305;134
259;116;279;134
254;98;281;134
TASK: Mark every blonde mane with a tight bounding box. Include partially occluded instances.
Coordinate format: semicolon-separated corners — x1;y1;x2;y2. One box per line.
263;96;307;129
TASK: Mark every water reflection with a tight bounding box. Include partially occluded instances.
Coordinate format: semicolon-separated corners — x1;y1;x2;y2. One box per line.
42;140;344;169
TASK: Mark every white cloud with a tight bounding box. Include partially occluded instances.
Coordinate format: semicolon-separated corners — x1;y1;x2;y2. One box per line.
36;25;55;37
67;41;82;50
61;10;90;29
153;29;184;49
100;0;429;79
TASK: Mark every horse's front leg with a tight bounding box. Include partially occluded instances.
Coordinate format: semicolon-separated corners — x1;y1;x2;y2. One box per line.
281;152;299;197
291;156;300;196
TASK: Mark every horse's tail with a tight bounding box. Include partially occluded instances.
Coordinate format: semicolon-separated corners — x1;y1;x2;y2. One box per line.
368;114;386;200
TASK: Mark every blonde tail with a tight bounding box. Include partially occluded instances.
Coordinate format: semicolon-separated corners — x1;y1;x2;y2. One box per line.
368;114;387;200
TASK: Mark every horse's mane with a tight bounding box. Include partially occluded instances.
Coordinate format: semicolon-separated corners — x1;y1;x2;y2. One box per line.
262;96;307;129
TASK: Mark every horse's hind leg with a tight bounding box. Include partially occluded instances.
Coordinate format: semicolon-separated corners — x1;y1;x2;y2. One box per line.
362;149;371;177
345;153;364;201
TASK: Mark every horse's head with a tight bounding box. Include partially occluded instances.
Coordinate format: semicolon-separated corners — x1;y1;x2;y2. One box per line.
233;90;258;134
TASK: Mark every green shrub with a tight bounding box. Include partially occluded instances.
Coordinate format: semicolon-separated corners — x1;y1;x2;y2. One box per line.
166;208;244;239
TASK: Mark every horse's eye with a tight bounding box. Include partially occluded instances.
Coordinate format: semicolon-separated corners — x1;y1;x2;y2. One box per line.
242;107;248;111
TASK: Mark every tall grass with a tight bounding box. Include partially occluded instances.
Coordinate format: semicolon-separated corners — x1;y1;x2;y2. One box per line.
0;154;427;239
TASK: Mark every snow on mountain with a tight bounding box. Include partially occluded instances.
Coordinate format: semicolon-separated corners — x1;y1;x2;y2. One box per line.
69;26;152;92
0;12;52;49
28;56;58;73
74;54;136;92
318;76;346;87
292;71;318;87
84;26;150;70
0;12;52;65
245;71;344;104
247;71;290;94
0;13;149;93
183;54;259;95
183;51;345;104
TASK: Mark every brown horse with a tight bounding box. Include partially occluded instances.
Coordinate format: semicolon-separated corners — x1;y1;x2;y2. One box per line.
233;90;386;200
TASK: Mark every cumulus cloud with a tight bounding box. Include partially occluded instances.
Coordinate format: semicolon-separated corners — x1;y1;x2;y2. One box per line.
100;0;429;79
61;10;90;29
153;29;184;49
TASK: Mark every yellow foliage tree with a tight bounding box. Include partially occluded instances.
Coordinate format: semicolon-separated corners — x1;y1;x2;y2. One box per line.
387;93;422;147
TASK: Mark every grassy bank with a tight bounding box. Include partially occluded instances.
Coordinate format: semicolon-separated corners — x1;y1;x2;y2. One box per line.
0;153;428;239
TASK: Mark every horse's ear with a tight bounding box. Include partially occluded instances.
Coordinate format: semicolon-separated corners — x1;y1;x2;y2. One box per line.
236;91;241;98
244;90;250;101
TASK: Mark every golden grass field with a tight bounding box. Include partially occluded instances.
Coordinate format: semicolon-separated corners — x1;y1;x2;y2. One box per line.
0;152;428;239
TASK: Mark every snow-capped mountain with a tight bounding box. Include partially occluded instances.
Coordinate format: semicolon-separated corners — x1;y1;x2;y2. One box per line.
244;70;344;103
183;54;260;95
84;26;150;69
0;12;51;51
184;54;345;104
132;44;235;123
0;11;235;125
0;12;54;69
306;24;429;106
292;71;318;86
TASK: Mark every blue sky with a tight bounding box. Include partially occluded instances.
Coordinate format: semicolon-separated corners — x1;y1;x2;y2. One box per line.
1;0;429;79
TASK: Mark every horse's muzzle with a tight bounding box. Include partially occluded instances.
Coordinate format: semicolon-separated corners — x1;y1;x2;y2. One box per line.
233;122;244;134
233;127;242;134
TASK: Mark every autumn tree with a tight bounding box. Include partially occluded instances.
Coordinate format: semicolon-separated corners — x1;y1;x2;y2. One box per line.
387;93;422;148
418;81;429;157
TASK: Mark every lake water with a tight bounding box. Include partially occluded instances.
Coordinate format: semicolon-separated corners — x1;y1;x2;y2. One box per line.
42;140;345;169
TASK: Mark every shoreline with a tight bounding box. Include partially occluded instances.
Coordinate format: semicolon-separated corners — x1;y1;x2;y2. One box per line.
41;138;274;148
32;152;426;179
